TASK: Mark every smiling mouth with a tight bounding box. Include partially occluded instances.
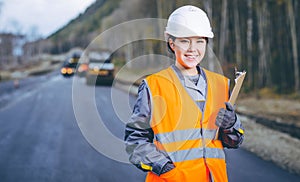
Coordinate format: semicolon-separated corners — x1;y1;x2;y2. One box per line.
185;55;198;60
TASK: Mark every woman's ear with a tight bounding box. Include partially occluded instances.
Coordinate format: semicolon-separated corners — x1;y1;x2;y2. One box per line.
168;39;175;51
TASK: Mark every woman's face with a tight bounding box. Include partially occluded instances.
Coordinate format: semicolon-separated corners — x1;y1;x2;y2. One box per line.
169;37;207;71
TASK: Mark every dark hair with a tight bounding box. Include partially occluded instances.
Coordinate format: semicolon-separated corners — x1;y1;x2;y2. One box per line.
167;35;176;54
166;35;209;54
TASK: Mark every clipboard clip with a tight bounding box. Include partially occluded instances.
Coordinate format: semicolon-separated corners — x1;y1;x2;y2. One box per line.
235;67;246;81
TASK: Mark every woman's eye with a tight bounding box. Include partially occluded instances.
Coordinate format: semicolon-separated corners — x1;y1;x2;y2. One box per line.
180;40;189;43
197;40;205;43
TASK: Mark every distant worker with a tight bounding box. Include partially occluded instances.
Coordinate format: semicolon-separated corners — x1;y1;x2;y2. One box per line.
125;5;244;182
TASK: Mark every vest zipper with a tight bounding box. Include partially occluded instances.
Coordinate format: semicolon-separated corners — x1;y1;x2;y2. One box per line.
201;70;208;165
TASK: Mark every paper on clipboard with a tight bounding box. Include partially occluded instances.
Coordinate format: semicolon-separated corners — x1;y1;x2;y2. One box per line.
228;71;247;106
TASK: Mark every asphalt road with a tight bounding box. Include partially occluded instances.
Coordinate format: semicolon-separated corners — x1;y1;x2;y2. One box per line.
0;74;299;182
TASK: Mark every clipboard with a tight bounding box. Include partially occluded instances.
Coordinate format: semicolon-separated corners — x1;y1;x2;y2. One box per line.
229;70;246;106
214;69;246;140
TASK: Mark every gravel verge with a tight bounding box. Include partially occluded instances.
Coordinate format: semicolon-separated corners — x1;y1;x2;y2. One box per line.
239;115;300;175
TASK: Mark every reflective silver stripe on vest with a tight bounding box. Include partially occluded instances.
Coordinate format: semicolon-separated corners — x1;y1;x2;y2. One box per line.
156;129;200;143
203;129;217;140
168;147;225;163
155;128;217;144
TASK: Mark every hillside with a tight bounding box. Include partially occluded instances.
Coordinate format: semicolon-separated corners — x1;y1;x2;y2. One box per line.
28;0;300;96
47;0;122;53
45;0;158;54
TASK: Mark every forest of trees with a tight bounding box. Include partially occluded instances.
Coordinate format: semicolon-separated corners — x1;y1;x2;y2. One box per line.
165;0;299;95
195;0;300;95
46;0;300;95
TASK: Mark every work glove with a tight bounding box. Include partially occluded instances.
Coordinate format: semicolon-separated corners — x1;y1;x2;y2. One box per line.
215;102;236;129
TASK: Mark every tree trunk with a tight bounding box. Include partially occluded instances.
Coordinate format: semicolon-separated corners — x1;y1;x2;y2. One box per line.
264;2;271;87
156;0;164;53
247;0;253;88
126;41;133;68
234;0;242;66
287;0;300;93
257;1;268;88
203;0;214;71
218;0;228;63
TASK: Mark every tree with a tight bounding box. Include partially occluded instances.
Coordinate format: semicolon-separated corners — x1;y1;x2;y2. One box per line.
27;25;41;42
234;0;242;66
203;0;215;71
286;0;299;93
247;0;253;89
256;1;271;88
218;0;228;63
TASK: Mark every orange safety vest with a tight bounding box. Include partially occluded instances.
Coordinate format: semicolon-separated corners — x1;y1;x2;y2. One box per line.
145;67;229;182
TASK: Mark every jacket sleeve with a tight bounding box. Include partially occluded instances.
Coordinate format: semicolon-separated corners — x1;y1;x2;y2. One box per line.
219;113;244;149
124;80;174;176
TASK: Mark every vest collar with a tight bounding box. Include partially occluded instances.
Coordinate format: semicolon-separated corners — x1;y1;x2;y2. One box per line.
171;65;206;93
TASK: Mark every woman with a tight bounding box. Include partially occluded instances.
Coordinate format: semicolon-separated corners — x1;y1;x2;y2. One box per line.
125;5;244;182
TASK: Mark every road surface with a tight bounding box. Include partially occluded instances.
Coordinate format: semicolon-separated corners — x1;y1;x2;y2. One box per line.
0;74;299;182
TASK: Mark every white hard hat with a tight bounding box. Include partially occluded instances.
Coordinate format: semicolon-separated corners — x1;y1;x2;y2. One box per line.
165;5;214;38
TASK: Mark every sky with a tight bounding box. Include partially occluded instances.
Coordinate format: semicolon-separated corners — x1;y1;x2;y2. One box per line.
0;0;96;38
